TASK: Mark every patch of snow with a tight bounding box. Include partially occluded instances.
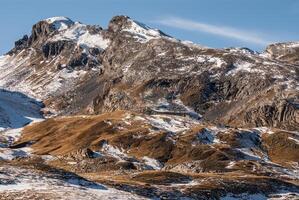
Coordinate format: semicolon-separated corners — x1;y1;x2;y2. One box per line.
0;89;44;129
226;60;263;76
145;114;197;133
0;147;31;160
104;120;113;126
181;40;207;49
197;56;206;63
288;137;299;144
196;128;220;144
152;98;201;120
51;22;109;50
226;161;236;169
237;148;263;161
41;155;56;161
169;180;199;187
44;16;74;31
232;130;271;161
185;55;225;70
122;63;131;73
122;19;165;42
222;191;299;200
142;156;163;170
288;42;299;48
259;51;272;59
273;74;285;80
208;57;226;69
91;151;104;158
228;47;256;55
278;79;299;90
0;90;44;160
101;143;128;161
173;99;202;120
0;128;23;147
236;130;261;148
253;127;275;135
0;55;10;67
221;193;267;200
0;165;147;199
269;192;299;200
208;126;229;133
43;68;87;96
157;52;167;56
134;116;146;121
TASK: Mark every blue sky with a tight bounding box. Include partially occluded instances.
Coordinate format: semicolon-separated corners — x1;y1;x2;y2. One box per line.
0;0;298;54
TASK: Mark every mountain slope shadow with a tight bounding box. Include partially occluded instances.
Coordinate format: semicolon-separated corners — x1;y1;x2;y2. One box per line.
0;89;44;129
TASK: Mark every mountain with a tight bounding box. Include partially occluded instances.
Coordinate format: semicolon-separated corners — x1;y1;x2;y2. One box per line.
0;16;298;199
1;16;298;130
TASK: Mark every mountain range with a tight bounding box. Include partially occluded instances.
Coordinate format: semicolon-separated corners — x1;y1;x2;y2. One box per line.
0;16;298;200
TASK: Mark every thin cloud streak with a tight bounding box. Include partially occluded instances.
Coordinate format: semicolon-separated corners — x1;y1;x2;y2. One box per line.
156;17;272;46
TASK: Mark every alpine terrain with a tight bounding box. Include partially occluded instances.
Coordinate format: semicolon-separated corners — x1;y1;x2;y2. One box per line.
0;16;298;199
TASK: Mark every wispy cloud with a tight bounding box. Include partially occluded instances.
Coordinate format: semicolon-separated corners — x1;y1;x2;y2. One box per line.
155;17;272;46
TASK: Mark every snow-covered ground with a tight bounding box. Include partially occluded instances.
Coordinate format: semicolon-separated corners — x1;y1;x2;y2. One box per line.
0;89;43;129
50;21;110;50
0;89;43;160
0;165;148;200
142;156;163;170
122;18;167;43
45;16;75;31
221;192;299;200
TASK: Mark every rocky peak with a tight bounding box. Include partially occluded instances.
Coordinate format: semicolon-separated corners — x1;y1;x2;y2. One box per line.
8;17;74;54
108;15;132;33
28;21;56;46
108;15;169;42
8;20;57;53
263;42;299;64
28;17;76;44
7;35;29;55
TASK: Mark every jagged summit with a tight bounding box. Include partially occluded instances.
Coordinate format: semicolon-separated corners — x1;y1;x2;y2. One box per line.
43;16;75;31
108;15;170;42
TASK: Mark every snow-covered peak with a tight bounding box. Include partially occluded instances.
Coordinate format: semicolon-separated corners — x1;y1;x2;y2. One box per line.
181;40;207;49
286;42;299;48
50;22;109;50
227;47;257;55
44;16;74;31
126;19;161;37
269;41;299;49
122;18;168;42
